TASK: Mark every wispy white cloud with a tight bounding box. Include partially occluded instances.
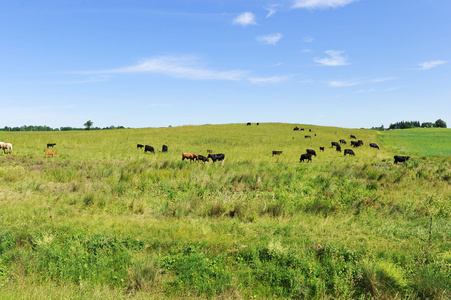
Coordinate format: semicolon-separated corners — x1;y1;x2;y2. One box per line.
248;75;290;84
314;50;348;66
304;36;314;43
265;4;279;18
256;33;283;45
418;60;448;70
371;77;395;83
81;56;249;81
329;77;395;88
233;12;257;26
292;0;358;9
329;79;360;87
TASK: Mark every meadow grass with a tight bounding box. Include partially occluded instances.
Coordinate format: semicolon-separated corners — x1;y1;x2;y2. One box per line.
0;123;450;299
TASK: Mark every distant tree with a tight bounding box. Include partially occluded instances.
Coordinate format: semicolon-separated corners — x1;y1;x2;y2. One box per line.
435;119;447;128
84;120;93;130
421;122;435;128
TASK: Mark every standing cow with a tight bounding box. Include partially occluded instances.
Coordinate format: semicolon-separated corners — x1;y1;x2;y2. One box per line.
299;153;313;163
144;145;155;153
394;155;410;164
306;149;317;156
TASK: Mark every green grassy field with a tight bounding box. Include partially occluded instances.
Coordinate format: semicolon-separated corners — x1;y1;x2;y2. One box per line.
379;128;451;157
0;124;450;299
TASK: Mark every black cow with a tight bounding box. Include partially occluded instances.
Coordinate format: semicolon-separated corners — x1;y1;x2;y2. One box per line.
305;135;311;139
47;143;56;148
293;126;299;131
306;149;317;156
369;143;379;149
344;149;355;156
257;123;259;125
331;142;340;148
339;139;346;144
197;154;209;163
350;135;357;139
394;155;410;164
246;122;251;126
207;153;225;162
320;147;325;152
162;145;168;152
351;141;362;147
272;151;283;156
137;144;144;149
336;145;342;152
299;153;313;163
300;128;305;131
144;145;155;153
358;140;364;145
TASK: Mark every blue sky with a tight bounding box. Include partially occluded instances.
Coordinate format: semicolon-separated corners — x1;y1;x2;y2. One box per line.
1;0;450;129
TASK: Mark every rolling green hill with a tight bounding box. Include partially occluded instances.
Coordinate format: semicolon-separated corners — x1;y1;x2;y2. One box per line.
0;123;449;299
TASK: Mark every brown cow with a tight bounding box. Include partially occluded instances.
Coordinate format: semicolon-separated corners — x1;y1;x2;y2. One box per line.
182;153;198;162
45;151;57;158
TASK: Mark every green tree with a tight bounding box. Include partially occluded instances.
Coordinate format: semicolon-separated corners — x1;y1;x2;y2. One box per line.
84;120;93;130
434;119;447;128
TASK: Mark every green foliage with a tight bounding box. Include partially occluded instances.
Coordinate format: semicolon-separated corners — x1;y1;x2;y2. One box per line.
0;123;449;298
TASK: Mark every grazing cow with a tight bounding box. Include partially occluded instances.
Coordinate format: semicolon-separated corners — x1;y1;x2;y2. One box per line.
257;123;259;125
247;122;251;126
339;139;346;144
272;151;283;156
336;145;342;152
182;153;198;162
369;143;379;149
320;147;325;152
144;145;155;153
331;142;340;148
305;135;311;139
47;143;56;148
293;126;299;131
1;142;13;154
394;155;410;164
45;151;57;158
358;140;364;145
300;128;305;131
350;135;357;139
299;153;313;163
351;141;363;147
344;149;355;156
207;153;225;162
207;150;213;153
306;149;317;156
197;154;209;163
137;144;144;149
162;145;168;152
309;129;312;132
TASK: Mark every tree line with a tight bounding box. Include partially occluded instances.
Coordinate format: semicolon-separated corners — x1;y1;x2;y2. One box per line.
372;119;447;130
1;121;125;132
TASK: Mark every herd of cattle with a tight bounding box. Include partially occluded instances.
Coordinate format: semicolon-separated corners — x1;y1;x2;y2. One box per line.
131;125;411;165
0;125;411;165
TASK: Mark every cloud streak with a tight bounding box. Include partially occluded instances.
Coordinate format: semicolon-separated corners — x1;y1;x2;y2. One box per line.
292;0;358;9
256;33;283;45
418;60;448;70
81;56;249;81
314;50;348;66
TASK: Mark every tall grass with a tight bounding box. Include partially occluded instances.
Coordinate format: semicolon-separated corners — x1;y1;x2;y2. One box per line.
0;124;450;298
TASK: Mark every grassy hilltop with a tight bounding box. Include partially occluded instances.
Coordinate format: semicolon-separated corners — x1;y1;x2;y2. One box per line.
0;123;450;299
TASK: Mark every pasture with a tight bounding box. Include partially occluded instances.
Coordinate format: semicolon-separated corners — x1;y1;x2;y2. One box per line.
0;123;450;299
